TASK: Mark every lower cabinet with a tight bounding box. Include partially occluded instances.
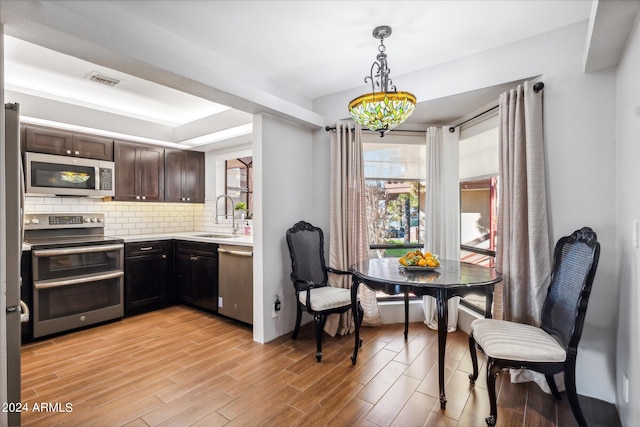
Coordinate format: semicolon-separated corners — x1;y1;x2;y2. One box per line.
124;241;174;316
175;241;218;312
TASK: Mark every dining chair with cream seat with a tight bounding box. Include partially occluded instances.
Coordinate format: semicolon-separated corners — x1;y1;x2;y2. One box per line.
468;227;600;426
286;220;363;362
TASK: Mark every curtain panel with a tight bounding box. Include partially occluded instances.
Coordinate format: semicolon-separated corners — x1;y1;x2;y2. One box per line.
423;126;461;331
496;81;551;325
327;122;381;336
496;81;552;392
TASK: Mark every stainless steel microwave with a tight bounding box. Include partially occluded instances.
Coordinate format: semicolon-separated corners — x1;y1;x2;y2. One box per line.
24;152;115;197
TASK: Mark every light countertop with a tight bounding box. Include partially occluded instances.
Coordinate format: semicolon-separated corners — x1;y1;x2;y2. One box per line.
122;231;253;247
22;232;253;251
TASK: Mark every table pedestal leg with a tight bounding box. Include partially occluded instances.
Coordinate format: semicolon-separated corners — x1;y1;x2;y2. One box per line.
351;278;360;365
403;292;409;340
436;290;448;409
485;284;494;318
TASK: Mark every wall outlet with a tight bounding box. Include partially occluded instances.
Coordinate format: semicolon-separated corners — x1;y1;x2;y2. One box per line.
272;295;281;318
623;374;629;403
218;297;223;308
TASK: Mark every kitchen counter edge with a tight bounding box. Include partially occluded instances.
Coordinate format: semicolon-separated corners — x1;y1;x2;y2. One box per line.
122;232;253;247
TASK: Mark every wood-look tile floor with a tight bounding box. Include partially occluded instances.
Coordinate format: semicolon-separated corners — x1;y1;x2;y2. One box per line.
21;305;615;427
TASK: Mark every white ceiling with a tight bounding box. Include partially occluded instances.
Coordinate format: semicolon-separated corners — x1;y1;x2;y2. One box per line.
2;0;595;147
4;36;230;127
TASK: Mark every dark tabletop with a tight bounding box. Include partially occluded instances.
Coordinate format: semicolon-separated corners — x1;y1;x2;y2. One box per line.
349;258;501;296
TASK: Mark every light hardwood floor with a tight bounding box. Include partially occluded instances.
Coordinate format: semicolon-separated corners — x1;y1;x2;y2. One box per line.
21;305;615;427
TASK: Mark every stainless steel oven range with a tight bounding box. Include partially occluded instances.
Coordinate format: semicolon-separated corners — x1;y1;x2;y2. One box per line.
23;213;124;338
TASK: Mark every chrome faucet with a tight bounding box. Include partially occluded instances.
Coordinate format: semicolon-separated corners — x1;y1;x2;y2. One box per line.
215;194;238;235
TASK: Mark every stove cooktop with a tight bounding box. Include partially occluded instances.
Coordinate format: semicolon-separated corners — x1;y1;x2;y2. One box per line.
23;212;123;249
23;235;123;250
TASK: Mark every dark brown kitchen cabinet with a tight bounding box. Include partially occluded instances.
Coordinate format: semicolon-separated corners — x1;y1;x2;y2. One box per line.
124;241;174;316
114;142;164;202
24;125;114;161
175;241;218;312
165;149;205;203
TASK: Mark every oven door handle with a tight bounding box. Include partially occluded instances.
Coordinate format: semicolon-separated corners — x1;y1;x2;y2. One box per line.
34;271;124;289
33;243;124;257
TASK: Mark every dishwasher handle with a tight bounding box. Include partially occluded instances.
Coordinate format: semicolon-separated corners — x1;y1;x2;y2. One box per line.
218;248;253;257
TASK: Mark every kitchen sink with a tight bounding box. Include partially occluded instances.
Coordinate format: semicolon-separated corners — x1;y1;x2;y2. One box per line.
194;233;236;239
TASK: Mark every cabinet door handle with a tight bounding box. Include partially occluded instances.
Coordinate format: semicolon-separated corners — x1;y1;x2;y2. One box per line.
161;254;167;259
140;247;153;251
74;150;80;155
136;196;141;200
66;149;72;155
141;196;146;200
191;255;198;261
186;198;190;201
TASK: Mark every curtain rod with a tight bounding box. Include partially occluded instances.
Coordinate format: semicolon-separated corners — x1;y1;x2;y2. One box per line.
448;81;544;133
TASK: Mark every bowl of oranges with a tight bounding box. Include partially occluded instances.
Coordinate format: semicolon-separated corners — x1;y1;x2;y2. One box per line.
398;250;440;271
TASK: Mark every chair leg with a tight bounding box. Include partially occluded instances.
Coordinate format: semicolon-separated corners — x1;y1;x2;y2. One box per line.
546;374;563;401
468;334;479;384
314;314;325;362
292;304;302;340
564;359;588;426
486;359;500;426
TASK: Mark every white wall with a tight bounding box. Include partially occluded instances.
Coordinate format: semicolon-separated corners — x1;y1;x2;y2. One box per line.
253;113;315;343
614;11;640;426
313;22;619;403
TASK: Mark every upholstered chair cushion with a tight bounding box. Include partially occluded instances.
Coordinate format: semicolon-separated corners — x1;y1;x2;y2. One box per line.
299;286;352;311
471;318;566;363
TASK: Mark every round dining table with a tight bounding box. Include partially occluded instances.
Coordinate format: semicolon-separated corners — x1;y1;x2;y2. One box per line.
349;257;502;409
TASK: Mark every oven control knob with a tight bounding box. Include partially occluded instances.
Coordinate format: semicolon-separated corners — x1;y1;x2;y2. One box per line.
24;218;31;225
90;218;97;223
31;218;40;225
84;218;90;223
80;316;86;322
97;218;103;223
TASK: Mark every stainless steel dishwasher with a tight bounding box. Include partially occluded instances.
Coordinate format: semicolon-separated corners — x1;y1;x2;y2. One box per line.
217;245;253;324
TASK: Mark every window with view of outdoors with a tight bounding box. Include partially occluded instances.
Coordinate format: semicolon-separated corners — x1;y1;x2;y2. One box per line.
363;134;426;300
225;157;253;216
459;113;499;313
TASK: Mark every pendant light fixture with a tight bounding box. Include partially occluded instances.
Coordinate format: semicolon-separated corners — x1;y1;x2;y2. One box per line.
348;25;416;137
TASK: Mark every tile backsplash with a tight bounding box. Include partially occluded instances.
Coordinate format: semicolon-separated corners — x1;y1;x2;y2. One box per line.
25;197;252;237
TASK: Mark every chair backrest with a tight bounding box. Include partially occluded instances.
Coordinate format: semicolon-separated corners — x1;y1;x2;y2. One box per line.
540;227;600;352
286;221;329;292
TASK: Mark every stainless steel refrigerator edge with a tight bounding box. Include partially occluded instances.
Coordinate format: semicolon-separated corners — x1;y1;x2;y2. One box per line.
4;103;24;427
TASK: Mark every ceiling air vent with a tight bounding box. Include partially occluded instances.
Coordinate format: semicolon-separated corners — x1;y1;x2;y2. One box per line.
86;72;121;87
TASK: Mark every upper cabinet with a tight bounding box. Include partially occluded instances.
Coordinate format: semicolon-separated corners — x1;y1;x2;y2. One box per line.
114;142;164;202
24;125;114;161
165;149;205;203
22;124;206;204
